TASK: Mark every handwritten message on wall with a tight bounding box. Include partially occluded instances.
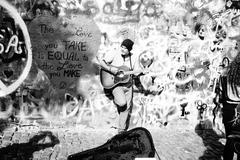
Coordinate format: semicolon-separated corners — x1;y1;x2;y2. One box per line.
28;15;101;91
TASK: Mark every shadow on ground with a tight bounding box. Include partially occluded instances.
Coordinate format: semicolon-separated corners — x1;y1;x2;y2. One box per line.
0;131;59;160
0;119;10;133
195;119;225;160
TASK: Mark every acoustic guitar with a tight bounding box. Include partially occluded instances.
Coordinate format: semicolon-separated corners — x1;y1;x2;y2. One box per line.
100;65;145;89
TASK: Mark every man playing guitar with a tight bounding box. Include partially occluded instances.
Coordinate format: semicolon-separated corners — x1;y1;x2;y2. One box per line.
97;38;140;133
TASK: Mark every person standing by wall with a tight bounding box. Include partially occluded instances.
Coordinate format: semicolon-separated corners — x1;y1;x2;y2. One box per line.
97;38;141;133
215;47;240;160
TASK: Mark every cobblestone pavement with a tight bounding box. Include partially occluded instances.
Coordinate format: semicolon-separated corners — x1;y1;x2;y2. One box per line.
0;119;237;160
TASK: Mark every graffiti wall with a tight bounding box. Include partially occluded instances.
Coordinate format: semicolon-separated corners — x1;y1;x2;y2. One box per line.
0;0;240;130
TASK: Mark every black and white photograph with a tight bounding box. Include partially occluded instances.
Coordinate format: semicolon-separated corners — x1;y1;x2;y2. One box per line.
0;0;240;159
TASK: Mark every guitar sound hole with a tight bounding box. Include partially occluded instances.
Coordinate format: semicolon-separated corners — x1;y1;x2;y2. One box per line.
117;71;125;78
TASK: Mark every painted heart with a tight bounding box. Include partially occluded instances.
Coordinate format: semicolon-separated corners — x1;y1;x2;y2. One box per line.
3;69;13;78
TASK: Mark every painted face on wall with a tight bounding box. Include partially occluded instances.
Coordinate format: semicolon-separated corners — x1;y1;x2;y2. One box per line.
198;25;206;40
231;15;240;27
235;40;240;50
167;36;180;55
140;27;150;39
139;50;154;69
215;28;226;40
121;45;129;56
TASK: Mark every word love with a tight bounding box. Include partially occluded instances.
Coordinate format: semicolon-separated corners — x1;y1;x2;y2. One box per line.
0;35;22;54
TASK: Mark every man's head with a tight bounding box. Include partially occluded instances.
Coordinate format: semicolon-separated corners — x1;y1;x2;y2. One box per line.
121;39;134;55
195;23;206;40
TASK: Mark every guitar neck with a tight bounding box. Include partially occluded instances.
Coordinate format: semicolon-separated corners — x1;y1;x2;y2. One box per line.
124;70;143;75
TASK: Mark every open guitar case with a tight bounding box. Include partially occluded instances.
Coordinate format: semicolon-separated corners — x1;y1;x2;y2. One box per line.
68;127;156;160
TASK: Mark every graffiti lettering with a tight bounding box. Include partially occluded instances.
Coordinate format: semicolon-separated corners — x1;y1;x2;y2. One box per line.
63;69;81;77
45;43;58;50
75;27;92;37
57;61;83;71
47;51;81;61
0;0;32;97
4;35;22;54
39;24;54;33
39;61;54;70
59;81;67;89
35;52;45;60
62;40;87;51
49;72;60;79
5;0;239;130
0;35;22;54
101;0;141;23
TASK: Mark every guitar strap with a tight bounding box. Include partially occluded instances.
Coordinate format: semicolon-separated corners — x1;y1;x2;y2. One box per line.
125;53;134;130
